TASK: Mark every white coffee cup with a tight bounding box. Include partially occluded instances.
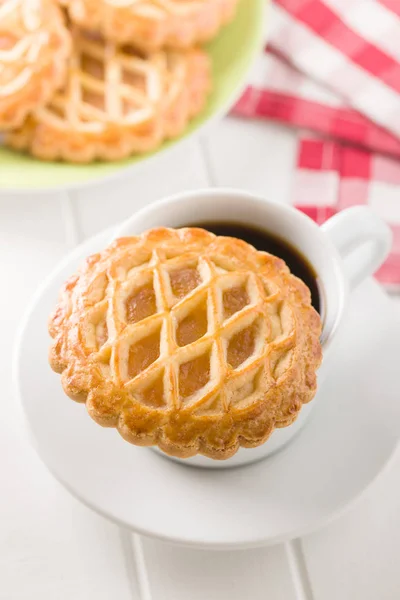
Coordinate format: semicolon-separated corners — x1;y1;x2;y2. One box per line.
113;189;392;468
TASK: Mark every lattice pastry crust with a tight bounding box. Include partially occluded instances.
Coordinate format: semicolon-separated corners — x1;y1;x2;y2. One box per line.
49;228;322;460
0;0;71;130
64;0;240;51
5;28;211;162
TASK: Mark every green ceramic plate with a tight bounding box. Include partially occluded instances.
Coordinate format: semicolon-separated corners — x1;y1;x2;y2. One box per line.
0;0;265;192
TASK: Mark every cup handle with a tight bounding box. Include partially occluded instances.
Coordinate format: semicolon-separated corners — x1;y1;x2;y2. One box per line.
321;207;392;291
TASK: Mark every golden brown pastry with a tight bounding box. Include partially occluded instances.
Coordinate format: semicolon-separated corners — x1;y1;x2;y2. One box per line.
49;227;322;460
0;0;70;130
64;0;240;52
5;28;211;162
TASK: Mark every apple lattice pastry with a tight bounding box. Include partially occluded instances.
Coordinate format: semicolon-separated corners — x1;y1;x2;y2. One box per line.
6;28;211;162
64;0;240;51
0;0;70;129
49;227;322;460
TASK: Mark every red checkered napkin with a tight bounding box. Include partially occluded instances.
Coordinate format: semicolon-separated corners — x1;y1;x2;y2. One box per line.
234;0;400;289
294;136;400;287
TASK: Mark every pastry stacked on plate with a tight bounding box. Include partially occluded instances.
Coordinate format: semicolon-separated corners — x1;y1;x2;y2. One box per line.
0;0;240;162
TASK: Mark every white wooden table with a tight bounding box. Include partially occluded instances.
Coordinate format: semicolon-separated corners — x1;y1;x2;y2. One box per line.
1;117;399;600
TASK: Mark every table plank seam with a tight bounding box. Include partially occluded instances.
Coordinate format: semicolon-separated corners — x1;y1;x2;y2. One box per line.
60;191;82;245
199;135;218;186
285;539;315;600
130;533;153;600
117;529;150;600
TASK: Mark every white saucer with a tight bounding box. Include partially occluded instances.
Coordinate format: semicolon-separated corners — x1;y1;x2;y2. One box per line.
14;228;400;549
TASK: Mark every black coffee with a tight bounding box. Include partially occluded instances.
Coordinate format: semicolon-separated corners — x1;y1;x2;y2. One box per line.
190;221;321;314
